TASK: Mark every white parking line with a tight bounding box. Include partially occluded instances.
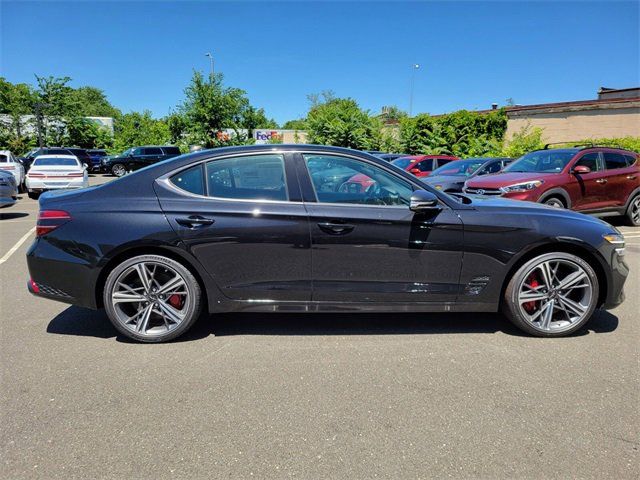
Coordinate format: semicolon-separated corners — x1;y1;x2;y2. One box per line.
0;226;35;266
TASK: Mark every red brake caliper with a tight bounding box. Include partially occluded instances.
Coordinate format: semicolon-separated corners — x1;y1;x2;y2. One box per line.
523;273;540;313
168;294;184;310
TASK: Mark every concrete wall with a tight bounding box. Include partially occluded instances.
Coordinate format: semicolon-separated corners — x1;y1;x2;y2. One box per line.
505;103;640;143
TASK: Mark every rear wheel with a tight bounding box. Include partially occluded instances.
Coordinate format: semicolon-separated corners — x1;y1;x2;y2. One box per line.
503;252;599;337
111;163;126;177
542;196;565;209
625;195;640;226
103;255;202;342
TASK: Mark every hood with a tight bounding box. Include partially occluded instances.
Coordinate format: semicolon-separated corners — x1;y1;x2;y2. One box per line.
467;194;611;227
423;175;466;185
465;172;554;188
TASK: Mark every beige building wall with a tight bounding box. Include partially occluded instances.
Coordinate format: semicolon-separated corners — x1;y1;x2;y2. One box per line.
280;130;309;144
505;103;640;143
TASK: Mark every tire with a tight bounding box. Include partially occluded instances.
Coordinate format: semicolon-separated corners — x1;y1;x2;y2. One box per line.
27;191;40;200
111;163;126;177
502;252;599;337
542;196;566;209
103;254;202;343
625;194;640;226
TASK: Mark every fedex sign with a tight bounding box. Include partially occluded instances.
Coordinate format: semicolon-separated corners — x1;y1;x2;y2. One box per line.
254;130;283;144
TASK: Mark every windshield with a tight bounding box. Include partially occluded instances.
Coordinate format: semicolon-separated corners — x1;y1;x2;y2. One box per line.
505;150;577;173
430;159;486;177
33;157;79;167
119;148;134;157
391;157;414;169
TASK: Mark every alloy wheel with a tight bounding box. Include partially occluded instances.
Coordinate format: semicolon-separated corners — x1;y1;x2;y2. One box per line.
544;198;564;209
631;196;640;225
112;164;126;177
516;259;593;333
110;261;190;336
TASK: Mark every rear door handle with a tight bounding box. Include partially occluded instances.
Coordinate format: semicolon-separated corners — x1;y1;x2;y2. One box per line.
595;178;608;184
317;222;355;235
176;215;215;228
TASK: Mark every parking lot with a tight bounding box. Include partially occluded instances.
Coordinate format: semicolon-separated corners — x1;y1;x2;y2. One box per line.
0;175;638;479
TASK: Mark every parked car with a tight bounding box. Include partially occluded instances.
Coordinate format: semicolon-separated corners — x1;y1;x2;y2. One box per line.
25;155;89;199
63;147;93;170
391;155;459;178
372;153;410;162
27;145;628;342
464;147;640;225
102;146;182;177
0;150;26;192
87;149;108;172
423;157;513;193
0;170;18;208
22;147;75;172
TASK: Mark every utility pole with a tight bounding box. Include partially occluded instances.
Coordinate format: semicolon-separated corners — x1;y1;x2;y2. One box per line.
205;52;214;79
409;64;420;117
34;102;51;147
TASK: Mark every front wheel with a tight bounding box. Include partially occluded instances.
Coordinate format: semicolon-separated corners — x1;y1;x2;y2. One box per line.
111;163;126;177
103;255;202;342
503;252;599;337
542;197;565;209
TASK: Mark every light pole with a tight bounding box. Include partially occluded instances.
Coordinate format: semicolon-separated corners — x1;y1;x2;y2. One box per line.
205;52;214;79
409;63;420;117
34;102;51;147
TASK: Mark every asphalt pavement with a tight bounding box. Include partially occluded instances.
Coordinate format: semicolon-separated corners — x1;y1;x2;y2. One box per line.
1;175;638;479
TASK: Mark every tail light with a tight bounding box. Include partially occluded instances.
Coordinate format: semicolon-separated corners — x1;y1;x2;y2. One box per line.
0;165;16;170
66;173;84;177
27;172;45;178
37;210;71;237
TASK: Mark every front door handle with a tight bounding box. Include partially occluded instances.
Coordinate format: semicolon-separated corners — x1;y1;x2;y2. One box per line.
627;175;637;180
317;222;355;235
176;215;215;228
595;178;608;184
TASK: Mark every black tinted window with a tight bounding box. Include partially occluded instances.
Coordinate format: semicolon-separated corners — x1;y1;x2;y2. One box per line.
206;154;287;201
170;165;204;195
624;154;637;167
603;152;627;170
46;148;71;155
0;155;7;163
575;152;600;171
417;159;433;171
144;147;163;155
162;147;181;155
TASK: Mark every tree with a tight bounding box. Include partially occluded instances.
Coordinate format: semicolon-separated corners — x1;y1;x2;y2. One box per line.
112;111;170;153
70;86;121;118
306;96;380;149
282;118;308;130
179;71;252;147
241;106;278;135
501;124;544;158
0;77;37;152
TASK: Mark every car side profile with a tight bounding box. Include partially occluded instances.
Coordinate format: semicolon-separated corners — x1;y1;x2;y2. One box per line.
391;155;459;178
102;145;182;176
464;147;640;225
0;170;18;208
0;150;26;192
423;157;513;193
27;145;628;343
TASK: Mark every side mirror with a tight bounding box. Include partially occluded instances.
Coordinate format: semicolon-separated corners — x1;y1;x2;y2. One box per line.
409;168;421;174
410;189;440;213
572;165;591;174
83;163;88;170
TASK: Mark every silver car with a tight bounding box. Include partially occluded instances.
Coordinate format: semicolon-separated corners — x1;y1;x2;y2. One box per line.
0;170;18;208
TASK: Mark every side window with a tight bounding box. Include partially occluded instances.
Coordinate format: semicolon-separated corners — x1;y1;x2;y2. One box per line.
133;148;145;156
603;152;627;170
303;154;413;206
574;152;600;171
624;154;637;167
162;147;181;155
206;154;287;201
417;159;434;172
170;165;204;195
485;162;502;174
144;147;163;155
0;154;7;163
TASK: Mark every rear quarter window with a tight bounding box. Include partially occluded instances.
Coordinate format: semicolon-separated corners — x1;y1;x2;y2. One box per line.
603;152;628;170
624;154;638;167
170;165;205;195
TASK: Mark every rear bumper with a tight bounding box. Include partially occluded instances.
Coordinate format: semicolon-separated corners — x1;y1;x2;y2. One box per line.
26;178;88;191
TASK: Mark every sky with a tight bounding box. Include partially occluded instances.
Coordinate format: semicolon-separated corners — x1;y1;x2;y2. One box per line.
1;1;639;124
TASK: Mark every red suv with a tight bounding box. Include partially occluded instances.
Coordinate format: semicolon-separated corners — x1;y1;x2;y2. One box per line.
391;155;459;178
464;147;640;225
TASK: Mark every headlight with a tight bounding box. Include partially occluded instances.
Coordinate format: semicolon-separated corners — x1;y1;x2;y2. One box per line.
499;180;543;193
434;185;442;190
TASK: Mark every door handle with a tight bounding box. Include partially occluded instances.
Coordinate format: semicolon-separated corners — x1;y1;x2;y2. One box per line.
627;175;637;180
317;222;355;235
176;215;215;228
595;178;608;184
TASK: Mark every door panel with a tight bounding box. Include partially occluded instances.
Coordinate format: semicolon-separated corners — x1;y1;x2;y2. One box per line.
569;152;605;210
156;153;311;301
300;153;464;303
600;152;637;207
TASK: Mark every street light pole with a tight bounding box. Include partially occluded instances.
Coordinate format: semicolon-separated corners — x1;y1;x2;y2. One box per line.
34;102;51;148
205;52;214;79
409;64;420;117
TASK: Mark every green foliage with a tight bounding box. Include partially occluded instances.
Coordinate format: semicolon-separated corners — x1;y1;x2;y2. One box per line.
70;86;121;118
282;118;308;130
112;111;170;153
399;109;507;156
501;124;544;157
0;77;37;151
556;136;640;153
306;97;380;149
241;106;278;132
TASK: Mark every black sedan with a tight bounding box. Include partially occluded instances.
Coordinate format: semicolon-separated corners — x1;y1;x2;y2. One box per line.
423;157;512;193
27;145;628;342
